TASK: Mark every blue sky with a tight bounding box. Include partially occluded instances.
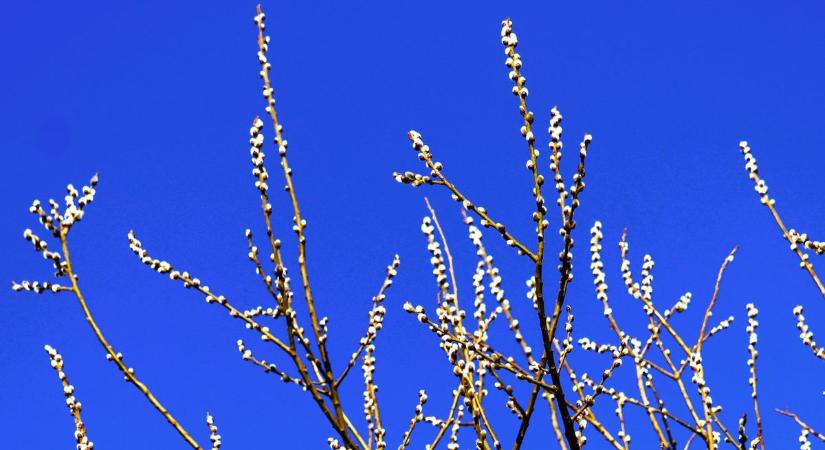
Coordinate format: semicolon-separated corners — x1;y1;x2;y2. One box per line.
2;1;825;448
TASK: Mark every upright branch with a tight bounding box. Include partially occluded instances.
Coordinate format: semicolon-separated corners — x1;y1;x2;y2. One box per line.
688;248;737;449
44;345;94;450
254;5;339;406
501;16;590;450
206;413;222;450
398;390;429;450
359;256;399;450
417;206;499;449
744;304;764;450
338;255;399;388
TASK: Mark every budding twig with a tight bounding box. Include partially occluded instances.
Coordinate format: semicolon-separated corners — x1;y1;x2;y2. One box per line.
15;176;205;449
738;141;825;298
44;345;94;450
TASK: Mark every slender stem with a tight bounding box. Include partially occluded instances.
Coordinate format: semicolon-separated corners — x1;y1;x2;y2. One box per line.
60;232;203;449
548;394;569;450
428;391;461;449
633;363;668;447
711;414;744;450
777;409;825;442
255;7;347;435
696;248;738;351
526;207;579;450
764;202;825;297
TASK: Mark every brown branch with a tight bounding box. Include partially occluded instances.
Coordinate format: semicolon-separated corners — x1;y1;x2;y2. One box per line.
63;231;204;449
777;409;825;442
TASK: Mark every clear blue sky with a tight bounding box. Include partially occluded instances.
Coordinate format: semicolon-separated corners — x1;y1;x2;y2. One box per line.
2;1;825;448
